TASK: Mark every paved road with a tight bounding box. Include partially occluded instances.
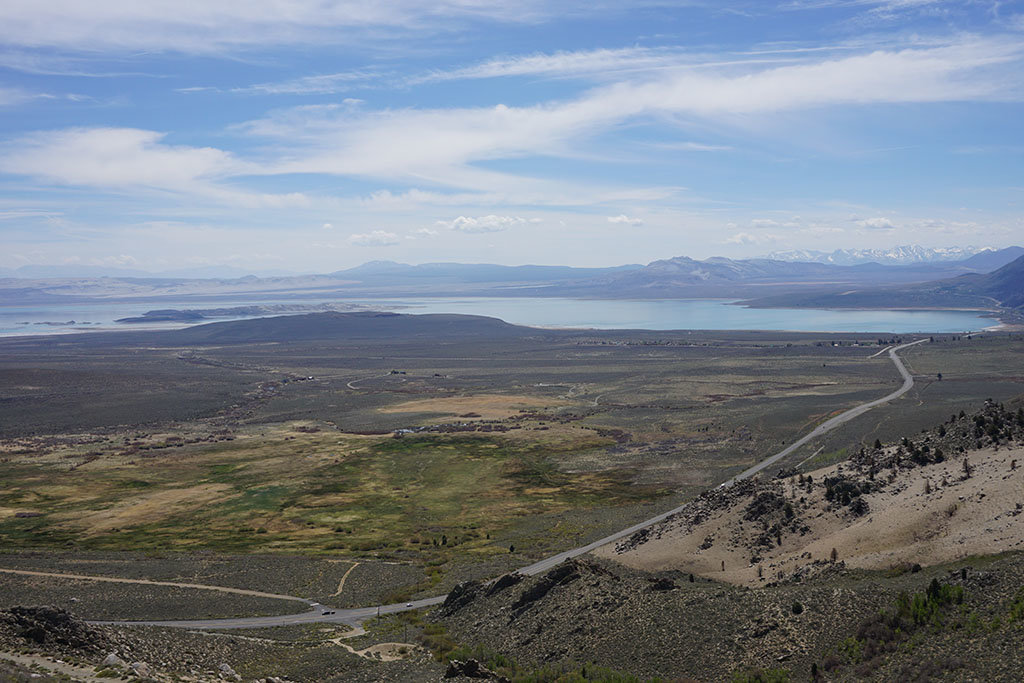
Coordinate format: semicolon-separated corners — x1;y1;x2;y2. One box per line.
98;594;448;630
103;338;928;630
716;338;928;487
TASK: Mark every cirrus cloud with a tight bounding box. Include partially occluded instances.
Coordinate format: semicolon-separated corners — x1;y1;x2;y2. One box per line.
0;126;310;208
245;37;1024;194
0;0;575;54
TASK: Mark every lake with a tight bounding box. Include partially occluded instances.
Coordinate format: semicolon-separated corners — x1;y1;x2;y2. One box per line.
0;296;995;337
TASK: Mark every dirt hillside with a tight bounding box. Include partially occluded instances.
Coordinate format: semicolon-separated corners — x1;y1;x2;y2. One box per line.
599;445;1023;585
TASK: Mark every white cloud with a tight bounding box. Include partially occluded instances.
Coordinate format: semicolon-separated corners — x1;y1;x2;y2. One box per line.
0;1;597;53
409;47;695;85
238;46;798;97
725;231;783;245
6;37;1021;224
857;216;897;229
0;127;237;188
322;223;334;230
438;215;536;233
657;141;734;152
0;208;61;221
0;86;37;107
97;253;139;267
725;232;756;244
243;38;1024;192
241;47;708;95
414;227;439;237
781;0;945;12
801;225;844;236
234;70;378;95
750;218;780;228
348;230;399;246
0;126;307;207
607;214;644;226
910;218;980;234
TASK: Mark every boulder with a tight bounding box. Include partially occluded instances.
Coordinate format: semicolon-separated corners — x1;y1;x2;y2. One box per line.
101;652;126;669
647;577;677;591
130;661;152;678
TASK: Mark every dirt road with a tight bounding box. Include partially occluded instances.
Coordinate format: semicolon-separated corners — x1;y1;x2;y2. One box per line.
0;568;312;605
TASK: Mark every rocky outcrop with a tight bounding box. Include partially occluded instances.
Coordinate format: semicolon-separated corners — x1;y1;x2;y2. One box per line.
0;606;109;653
438;580;485;617
509;559;615;618
444;658;510;681
485;572;524;597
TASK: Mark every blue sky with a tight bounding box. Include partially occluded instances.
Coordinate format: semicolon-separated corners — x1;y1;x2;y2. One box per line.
1;0;1022;273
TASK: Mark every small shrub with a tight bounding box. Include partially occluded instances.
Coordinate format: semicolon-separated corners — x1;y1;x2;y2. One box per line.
821;654;842;672
1008;588;1024;623
732;668;790;683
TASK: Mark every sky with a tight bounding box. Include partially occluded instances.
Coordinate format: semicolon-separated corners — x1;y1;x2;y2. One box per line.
1;0;1023;274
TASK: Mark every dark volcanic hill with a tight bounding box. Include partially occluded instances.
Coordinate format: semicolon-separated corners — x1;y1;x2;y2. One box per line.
158;311;535;344
0;312;539;350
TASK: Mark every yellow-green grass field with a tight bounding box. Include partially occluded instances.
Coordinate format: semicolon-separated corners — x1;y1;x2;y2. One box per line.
0;420;663;566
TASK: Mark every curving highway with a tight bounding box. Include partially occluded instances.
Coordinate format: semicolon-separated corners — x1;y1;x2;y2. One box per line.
102;338;928;630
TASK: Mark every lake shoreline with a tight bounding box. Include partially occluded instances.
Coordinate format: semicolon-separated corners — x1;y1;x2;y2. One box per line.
0;296;997;338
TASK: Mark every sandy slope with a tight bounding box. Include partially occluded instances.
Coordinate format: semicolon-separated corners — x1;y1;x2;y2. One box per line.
597;444;1024;586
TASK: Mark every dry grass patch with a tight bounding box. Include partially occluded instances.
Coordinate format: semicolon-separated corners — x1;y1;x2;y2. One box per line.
378;394;574;420
66;483;237;534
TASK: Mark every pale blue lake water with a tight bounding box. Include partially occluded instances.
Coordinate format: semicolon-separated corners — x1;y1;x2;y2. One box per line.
0;296;994;337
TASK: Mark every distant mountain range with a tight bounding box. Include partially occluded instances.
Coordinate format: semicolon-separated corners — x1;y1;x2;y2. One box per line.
767;245;1018;267
2;247;1022;316
745;254;1024;312
542;247;1024;299
331;260;641;283
0;264;301;279
6;246;1019;282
